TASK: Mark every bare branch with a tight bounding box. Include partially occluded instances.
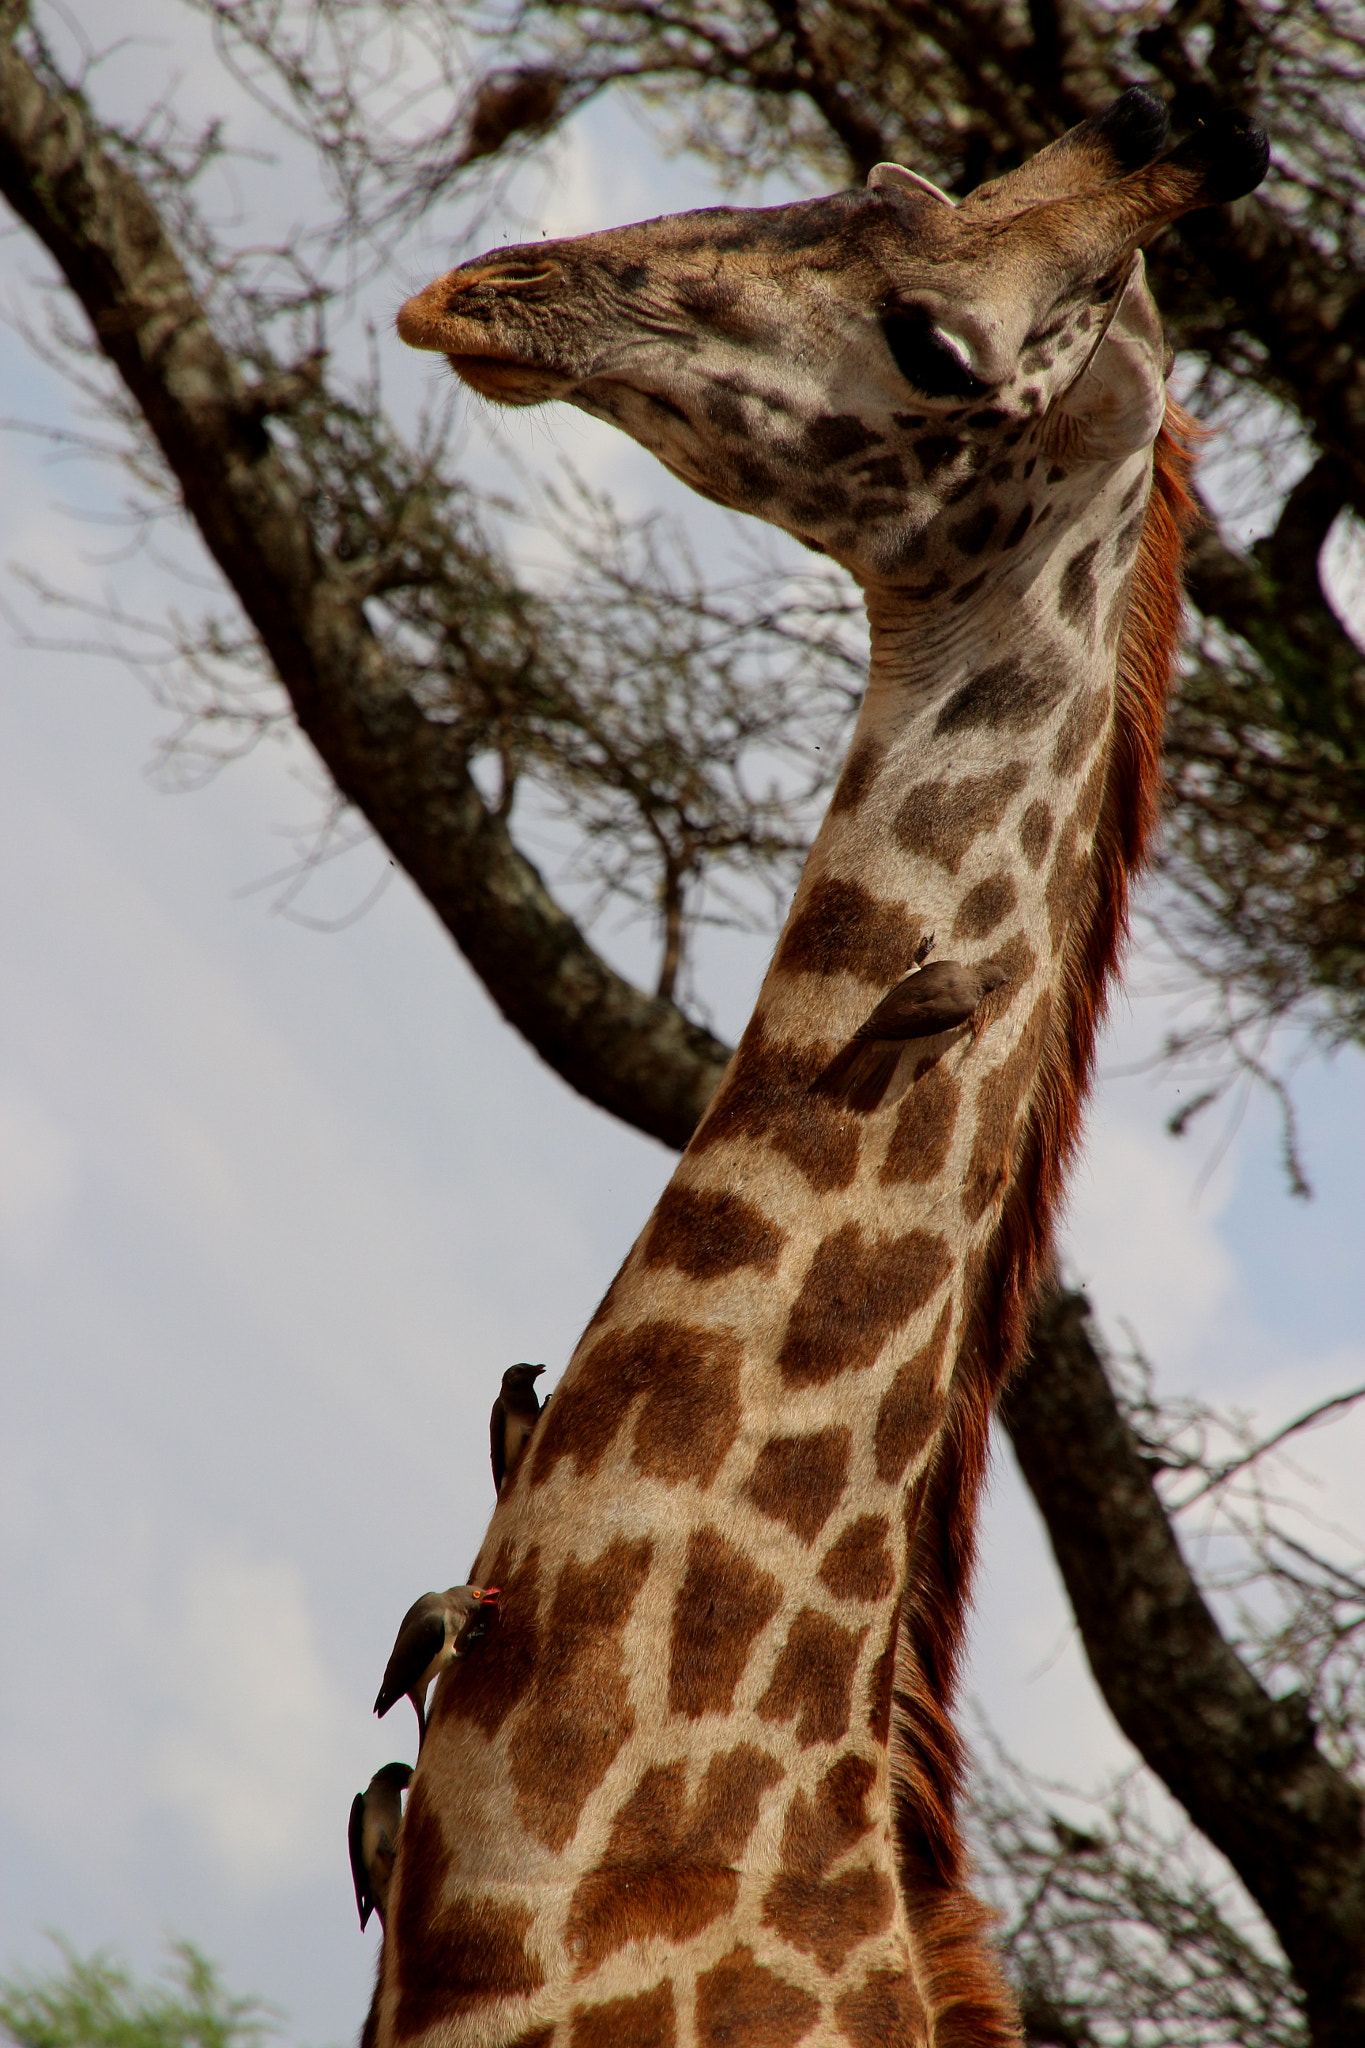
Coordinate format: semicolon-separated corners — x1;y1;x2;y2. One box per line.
1002;1284;1365;2048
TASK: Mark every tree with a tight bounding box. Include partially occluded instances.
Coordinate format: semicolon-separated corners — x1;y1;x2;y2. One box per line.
0;0;1361;2041
0;1941;275;2048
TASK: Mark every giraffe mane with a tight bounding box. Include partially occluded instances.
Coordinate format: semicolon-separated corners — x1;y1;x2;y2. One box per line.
888;401;1201;2046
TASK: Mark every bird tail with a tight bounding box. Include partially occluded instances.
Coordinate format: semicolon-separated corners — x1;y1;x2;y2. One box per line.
814;1040;902;1113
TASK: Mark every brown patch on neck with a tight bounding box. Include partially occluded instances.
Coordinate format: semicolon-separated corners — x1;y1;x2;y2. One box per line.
951;870;1017;942
873;1303;952;1483
818;1515;897;1602
1018;797;1054;867
440;1544;542;1740
757;1608;867;1745
570;1984;676;2048
693;1015;862;1192
643;1183;787;1280
507;1534;654;1851
391;1783;545;2038
894;763;1028;875
564;1744;784;1974
695;1946;820;2048
776;875;925;985
670;1527;784;1716
835;1970;931;2048
1050;684;1110;777
961;989;1053;1222
745;1427;852;1542
778;1752;877;1876
879;1066;961;1188
830;735;889;815
934;651;1069;734
761;1755;894;1974
1045;819;1089;953
531;1321;742;1490
778;1224;951;1386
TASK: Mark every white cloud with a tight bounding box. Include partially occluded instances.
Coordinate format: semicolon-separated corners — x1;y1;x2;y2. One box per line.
0;1081;78;1261
152;1549;351;1890
1060;1098;1238;1368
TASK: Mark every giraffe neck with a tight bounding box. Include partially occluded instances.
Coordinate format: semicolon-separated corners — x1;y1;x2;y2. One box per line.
377;442;1164;2048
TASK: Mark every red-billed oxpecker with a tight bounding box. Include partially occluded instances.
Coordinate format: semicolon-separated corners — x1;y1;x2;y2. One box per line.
373;1585;500;1750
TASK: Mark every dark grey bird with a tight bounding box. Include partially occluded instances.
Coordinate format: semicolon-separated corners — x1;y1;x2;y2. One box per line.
374;1584;500;1748
491;1362;546;1495
348;1761;412;1931
815;959;1010;1113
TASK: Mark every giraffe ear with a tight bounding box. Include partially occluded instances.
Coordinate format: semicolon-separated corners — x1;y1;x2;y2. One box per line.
867;163;956;207
1049;254;1167;462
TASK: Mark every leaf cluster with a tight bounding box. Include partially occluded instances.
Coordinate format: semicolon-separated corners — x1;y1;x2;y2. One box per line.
0;1943;275;2048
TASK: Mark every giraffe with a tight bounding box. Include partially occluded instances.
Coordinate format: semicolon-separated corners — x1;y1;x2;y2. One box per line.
382;91;1267;2048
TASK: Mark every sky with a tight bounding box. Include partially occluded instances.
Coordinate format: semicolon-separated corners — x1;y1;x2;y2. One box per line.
0;7;1362;2039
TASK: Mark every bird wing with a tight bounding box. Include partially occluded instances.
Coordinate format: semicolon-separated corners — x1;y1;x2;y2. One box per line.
856;963;979;1042
490;1395;507;1494
841;1044;905;1114
349;1792;373;1929
501;1411;536;1489
374;1606;446;1716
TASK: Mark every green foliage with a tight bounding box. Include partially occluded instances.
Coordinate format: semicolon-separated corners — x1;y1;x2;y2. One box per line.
0;1942;277;2048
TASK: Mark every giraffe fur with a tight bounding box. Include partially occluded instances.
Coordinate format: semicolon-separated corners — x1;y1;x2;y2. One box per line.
379;92;1261;2048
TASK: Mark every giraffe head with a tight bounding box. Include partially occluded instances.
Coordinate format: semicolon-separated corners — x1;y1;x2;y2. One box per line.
398;93;1265;587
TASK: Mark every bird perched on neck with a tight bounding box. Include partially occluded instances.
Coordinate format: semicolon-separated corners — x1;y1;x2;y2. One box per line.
348;1761;412;1931
815;957;1009;1113
490;1362;546;1495
373;1584;500;1748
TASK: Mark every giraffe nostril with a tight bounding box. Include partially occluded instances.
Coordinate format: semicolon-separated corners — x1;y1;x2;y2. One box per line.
452;258;562;296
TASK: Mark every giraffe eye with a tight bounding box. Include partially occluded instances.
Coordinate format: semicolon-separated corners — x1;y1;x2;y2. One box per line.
882;308;989;400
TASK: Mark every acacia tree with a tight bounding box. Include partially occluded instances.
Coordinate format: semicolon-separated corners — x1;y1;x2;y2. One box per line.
0;1;1362;2041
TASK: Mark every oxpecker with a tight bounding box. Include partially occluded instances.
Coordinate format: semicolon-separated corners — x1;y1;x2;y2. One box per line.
816;959;1010;1113
374;1584;500;1747
491;1362;546;1495
348;1761;412;1931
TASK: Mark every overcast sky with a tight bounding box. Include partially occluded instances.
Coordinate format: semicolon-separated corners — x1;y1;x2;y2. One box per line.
1;10;1361;2041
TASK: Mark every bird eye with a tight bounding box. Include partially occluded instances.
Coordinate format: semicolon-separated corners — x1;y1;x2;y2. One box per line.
882;308;989;400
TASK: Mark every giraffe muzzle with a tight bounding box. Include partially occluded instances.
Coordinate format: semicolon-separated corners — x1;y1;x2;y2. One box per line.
396;255;581;401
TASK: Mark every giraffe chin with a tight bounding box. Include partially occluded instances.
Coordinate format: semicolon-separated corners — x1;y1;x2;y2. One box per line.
443;353;570;405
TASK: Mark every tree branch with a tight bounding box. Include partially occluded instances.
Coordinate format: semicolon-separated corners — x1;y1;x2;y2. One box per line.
0;21;730;1149
1182;472;1365;758
1001;1284;1365;2048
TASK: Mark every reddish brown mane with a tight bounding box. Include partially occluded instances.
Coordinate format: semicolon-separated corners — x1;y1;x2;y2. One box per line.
890;404;1200;2044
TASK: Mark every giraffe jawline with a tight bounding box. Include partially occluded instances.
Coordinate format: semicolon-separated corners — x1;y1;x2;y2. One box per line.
443;353;570;405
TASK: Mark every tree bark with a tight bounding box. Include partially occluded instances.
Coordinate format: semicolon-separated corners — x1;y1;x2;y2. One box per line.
1001;1284;1365;2048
